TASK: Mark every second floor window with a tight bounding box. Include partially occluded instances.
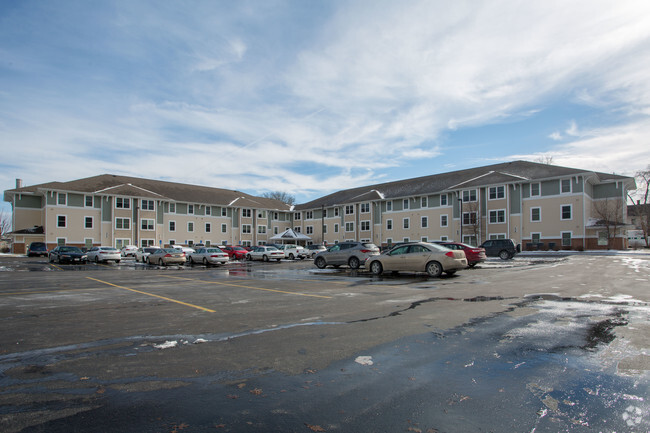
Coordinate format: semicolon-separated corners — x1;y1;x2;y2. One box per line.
489;186;505;200
141;219;155;230
141;200;154;210
115;218;130;229
116;197;130;208
345;205;354;215
361;203;370;213
463;190;477;202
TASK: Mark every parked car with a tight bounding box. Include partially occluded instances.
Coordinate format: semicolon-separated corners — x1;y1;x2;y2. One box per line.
306;244;327;258
171;245;195;256
120;245;138;257
366;242;467;277
313;241;380;269
87;246;121;263
278;244;307;260
135;246;162;263
246;246;284;261
479;239;520;260
434;241;486;267
221;245;249;260
188;247;230;265
48;246;88;264
27;242;48;257
146;248;186;266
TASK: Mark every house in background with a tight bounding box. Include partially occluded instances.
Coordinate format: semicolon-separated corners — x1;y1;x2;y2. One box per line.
4;161;636;253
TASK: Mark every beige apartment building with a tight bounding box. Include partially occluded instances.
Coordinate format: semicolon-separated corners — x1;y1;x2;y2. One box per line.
4;175;293;254
292;161;635;251
4;161;636;253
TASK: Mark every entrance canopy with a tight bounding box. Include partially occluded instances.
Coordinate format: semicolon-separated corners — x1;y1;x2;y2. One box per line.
269;228;312;242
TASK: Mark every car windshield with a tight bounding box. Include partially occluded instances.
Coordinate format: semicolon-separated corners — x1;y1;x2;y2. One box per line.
60;247;82;253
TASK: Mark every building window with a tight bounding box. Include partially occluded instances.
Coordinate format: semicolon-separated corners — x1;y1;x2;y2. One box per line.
188;204;195;215
531;207;541;222
440;194;448;206
258;210;266;219
116;197;130;209
169;203;176;213
257;225;266;234
562;231;572;247
322;225;327;234
531;233;541;244
440;215;448;227
361;203;370;213
85;196;93;207
386;238;393;246
205;206;211;216
294;226;301;233
403;218;410;229
242;224;251;234
561;204;572;220
274;226;279;234
386;201;393;211
421;197;427;208
57;215;67;228
345;205;354;215
306;226;314;235
421;216;428;228
403;199;409;210
440;236;448;241
531;183;540;197
463;212;477;225
141;200;154;210
463;190;477;202
141;239;155;248
115;218;130;230
305;211;313;219
403;237;410;243
360;221;370;231
387;219;393;230
58;193;67;206
489;233;506;240
205;223;211;233
141;219;155;230
294;212;301;220
84;216;93;229
489;186;505;200
221;207;227;217
561;179;572;194
334;207;340;217
488;210;506;224
169;221;176;232
187;222;194;232
334;224;339;233
421;236;428;242
57;237;66;246
221;223;227;233
345;222;354;232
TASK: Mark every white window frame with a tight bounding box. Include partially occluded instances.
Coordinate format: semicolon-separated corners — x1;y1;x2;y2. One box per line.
221;207;227;217
440;194;448;206
463;190;477;202
488;209;506;224
294;212;301;220
462;212;477;225
440;214;448;227
257;225;266;234
345;205;354;215
242;224;252;234
489;233;506;240
141;218;155;231
489;186;505;200
306;211;313;219
85;195;93;207
187;221;194;232
58;193;67;206
561;179;572;194
84;216;93;229
169;203;176;214
531;232;541;244
221;223;227;233
421;216;428;228
334;207;340;217
361;203;370;213
561;204;572;220
403;199;409;210
403;218;410;229
115;217;130;230
387;219;393;230
141;200;155;211
205;206;211;216
205;222;211;233
115;197;130;209
421;197;427;208
530;207;541;222
561;231;572;247
334;223;339;233
306;226;314;235
440;236;448;241
169;220;176;232
530;183;540;197
421;236;428;242
56;237;66;246
360;221;370;231
188;204;195;215
386;201;393;211
345;222;354;232
57;214;67;228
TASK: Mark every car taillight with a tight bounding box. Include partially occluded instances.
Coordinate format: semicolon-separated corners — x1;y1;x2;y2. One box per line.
471;249;481;253
181;253;186;257
164;254;172;258
445;251;455;258
210;255;221;258
360;249;372;253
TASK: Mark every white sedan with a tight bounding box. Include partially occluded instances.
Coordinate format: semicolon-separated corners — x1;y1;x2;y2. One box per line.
135;246;162;263
120;245;138;257
87;246;121;263
246;246;284;262
188;247;230;265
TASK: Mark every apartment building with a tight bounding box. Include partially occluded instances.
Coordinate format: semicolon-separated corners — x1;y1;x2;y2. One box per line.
4;161;636;253
293;161;635;250
4;175;292;254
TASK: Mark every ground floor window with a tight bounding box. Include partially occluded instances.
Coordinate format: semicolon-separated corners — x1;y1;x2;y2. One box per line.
84;238;93;249
57;238;66;246
421;236;428;242
562;232;572;247
489;233;506;240
598;231;608;246
531;233;541;244
463;235;477;245
115;238;131;249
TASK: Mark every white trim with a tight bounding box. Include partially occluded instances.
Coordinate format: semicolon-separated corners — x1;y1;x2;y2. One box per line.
56;214;67;228
560;204;573;220
84;216;94;229
530;207;541;222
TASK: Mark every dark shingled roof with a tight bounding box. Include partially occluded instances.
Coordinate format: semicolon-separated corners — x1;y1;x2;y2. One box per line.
295;160;634;209
5;174;291;211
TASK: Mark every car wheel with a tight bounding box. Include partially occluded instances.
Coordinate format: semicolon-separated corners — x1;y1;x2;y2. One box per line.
426;261;443;277
289;253;295;260
246;254;252;261
468;262;477;268
49;255;54;263
263;255;269;262
348;256;360;269
498;250;511;260
315;257;326;269
203;258;208;265
159;259;164;266
189;257;195;264
94;256;99;263
370;261;383;275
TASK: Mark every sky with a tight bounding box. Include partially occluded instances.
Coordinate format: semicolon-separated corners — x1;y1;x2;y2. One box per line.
2;0;650;217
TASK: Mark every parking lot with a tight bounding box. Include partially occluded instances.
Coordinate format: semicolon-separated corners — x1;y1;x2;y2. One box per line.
1;254;649;432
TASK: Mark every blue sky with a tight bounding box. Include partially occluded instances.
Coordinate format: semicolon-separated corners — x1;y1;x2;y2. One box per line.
2;0;650;216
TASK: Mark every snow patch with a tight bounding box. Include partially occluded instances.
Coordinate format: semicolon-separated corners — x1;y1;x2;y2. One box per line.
355;356;374;366
154;340;178;349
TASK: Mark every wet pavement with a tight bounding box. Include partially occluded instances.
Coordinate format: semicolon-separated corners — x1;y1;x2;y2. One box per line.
0;254;648;432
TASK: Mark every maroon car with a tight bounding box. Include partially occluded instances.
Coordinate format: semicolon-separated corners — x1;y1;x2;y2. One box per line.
221;245;248;260
436;242;486;267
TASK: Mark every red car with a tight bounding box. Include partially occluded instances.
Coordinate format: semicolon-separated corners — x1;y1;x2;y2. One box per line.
435;242;486;267
221;245;248;260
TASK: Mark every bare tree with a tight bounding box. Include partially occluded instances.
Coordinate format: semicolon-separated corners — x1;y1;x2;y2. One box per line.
627;166;650;246
592;197;624;249
535;155;555;165
0;209;12;238
461;201;481;244
262;191;296;206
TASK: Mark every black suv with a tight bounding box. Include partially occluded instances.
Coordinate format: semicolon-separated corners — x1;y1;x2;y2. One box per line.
479;239;519;260
27;242;48;257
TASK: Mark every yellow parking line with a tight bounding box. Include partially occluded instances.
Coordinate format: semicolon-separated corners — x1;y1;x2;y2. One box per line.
162;275;332;299
0;287;108;296
86;277;216;313
49;263;63;271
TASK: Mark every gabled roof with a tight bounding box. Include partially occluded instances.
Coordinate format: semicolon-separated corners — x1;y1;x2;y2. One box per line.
5;174;291;211
295;160;634;209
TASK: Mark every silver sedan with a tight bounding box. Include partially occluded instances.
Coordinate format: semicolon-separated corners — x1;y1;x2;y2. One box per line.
366;242;467;277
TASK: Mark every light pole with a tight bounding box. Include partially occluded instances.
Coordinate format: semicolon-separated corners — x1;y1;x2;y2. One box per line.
458;198;463;243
